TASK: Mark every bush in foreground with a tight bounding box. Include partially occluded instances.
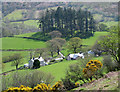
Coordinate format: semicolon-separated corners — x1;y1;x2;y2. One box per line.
3;81;62;92
2;70;54;90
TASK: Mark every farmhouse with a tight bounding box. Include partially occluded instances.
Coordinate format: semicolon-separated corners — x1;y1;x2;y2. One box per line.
27;57;47;68
67;53;84;60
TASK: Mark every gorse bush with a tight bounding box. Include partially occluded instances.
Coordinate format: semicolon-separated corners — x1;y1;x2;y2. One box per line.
83;60;103;79
3;81;62;92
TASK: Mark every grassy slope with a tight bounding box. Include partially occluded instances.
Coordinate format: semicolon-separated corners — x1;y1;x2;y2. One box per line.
11;20;39;28
82;32;108;46
4;10;23;20
2;51;30;73
61;32;108;57
1;37;46;50
74;71;119;91
99;21;118;28
38;60;78;82
14;32;36;37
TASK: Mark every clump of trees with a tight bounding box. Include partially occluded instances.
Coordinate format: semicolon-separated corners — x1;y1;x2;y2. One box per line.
39;7;97;39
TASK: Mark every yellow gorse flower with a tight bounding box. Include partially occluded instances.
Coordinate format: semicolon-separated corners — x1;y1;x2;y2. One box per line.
3;81;62;92
83;60;103;78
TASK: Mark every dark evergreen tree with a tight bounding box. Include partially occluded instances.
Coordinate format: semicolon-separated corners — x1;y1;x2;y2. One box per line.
38;7;97;39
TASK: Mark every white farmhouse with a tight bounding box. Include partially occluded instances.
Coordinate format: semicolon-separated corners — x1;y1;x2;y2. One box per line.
28;57;46;68
67;53;84;60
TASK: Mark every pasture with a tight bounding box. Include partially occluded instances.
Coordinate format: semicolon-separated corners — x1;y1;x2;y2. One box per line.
4;10;24;21
11;20;39;28
1;37;46;50
82;32;108;47
99;21;118;28
2;56;103;84
14;32;36;38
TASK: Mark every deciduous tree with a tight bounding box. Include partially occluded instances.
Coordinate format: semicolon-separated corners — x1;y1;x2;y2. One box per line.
67;37;82;53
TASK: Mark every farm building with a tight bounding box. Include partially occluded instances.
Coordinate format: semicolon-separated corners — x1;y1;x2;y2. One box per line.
87;50;95;56
25;57;47;68
67;53;84;60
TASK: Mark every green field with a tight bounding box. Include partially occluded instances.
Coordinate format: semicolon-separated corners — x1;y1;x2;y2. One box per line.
1;37;46;50
82;32;108;47
14;32;36;38
2;51;30;73
2;56;103;83
2;51;30;57
99;21;118;28
11;20;39;28
4;10;24;21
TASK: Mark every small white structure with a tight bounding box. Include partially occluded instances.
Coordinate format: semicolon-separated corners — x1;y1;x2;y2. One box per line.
88;50;94;56
55;57;64;61
67;53;84;60
24;63;29;68
28;57;46;68
59;52;65;58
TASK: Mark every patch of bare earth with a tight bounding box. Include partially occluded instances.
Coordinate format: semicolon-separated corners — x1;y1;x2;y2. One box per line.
77;71;120;91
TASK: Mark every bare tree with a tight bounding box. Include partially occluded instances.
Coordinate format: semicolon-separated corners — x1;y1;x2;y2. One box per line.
48;31;62;38
52;38;66;55
34;48;46;57
46;38;66;56
11;53;23;69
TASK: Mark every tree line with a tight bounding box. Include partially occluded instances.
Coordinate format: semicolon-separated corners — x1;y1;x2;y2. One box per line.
39;7;97;39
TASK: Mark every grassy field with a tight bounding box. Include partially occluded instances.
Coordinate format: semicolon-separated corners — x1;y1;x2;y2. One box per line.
14;32;36;38
99;21;118;28
11;20;39;28
2;51;30;73
1;31;107;81
2;51;30;57
82;32;108;47
2;56;103;83
4;10;24;21
1;37;46;50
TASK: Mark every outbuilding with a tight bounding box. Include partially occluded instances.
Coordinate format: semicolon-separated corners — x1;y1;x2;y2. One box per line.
67;53;84;60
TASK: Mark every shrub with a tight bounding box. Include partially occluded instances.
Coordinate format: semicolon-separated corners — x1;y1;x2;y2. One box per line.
2;70;55;90
103;55;118;72
33;59;40;69
83;60;103;80
3;81;63;92
61;63;85;90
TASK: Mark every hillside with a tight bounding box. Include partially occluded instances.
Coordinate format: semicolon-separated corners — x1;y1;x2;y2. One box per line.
74;71;120;91
2;2;118;38
2;2;118;22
